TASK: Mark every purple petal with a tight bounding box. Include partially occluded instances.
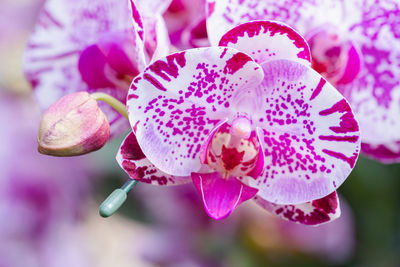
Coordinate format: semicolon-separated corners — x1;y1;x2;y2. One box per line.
219;20;311;65
254;191;341;226
116;132;190;185
192;172;258;220
248;60;360;204
127;47;264;176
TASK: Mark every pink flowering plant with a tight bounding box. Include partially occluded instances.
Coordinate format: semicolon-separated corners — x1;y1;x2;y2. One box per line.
24;0;363;225
206;0;400;163
117;20;361;224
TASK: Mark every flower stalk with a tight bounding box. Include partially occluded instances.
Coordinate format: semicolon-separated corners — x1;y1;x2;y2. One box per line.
91;92;129;120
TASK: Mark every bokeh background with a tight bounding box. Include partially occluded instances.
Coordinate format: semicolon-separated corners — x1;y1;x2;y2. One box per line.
1;0;400;266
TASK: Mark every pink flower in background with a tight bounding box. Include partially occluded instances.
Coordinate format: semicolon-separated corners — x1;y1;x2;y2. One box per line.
117;20;360;224
23;0;170;137
206;0;400;163
0;92;91;267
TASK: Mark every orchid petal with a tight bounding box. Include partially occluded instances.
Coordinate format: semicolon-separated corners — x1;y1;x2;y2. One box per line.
117;132;190;185
206;0;344;46
254;191;341;226
335;2;400;161
192;172;258;220
219;20;311;66
127;47;264;176
248;60;360;204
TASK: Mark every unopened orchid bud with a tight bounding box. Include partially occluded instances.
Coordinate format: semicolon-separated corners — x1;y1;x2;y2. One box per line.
38;92;110;156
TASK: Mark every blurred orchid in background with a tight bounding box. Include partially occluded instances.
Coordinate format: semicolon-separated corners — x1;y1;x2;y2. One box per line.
0;92;92;267
206;0;400;163
23;0;171;137
118;20;360;223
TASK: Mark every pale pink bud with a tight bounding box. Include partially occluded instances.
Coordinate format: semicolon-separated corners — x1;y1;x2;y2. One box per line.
38;92;110;156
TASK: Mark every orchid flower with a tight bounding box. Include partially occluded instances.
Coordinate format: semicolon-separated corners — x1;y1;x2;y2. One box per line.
23;0;170;137
116;20;360;224
206;0;400;163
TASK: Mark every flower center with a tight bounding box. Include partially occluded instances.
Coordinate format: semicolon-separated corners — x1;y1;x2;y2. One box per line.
306;25;362;85
205;117;260;178
78;31;139;90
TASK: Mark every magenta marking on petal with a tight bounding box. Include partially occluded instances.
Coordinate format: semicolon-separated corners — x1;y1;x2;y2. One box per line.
311;191;338;214
143;73;167;91
192;172;258;220
254;191;340;226
319;99;359;134
207;1;216;17
223;52;252;75
219;20;311;63
309;78;326;101
319;135;359;143
322;149;358;168
148;51;186;81
130;0;144;40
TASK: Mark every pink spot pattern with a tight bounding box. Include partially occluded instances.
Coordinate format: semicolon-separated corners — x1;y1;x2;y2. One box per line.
254;191;340;226
248;60;360;204
116;132;190;185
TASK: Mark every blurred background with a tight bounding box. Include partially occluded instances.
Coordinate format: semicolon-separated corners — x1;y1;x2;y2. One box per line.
1;0;400;266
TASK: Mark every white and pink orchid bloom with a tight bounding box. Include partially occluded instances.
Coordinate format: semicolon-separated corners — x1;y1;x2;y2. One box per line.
206;0;400;163
23;0;171;137
117;21;360;224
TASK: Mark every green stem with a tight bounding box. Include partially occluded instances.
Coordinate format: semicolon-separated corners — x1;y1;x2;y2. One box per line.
99;179;138;218
91;92;129;120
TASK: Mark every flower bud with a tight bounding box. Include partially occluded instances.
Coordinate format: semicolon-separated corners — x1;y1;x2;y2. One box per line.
38;92;110;156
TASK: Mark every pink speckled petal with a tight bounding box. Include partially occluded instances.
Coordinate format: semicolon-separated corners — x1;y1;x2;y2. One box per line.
206;0;344;46
127;47;264;176
254;191;341;226
117;132;190;185
192;172;258;220
248;60;360;204
336;1;400;162
219;21;311;66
